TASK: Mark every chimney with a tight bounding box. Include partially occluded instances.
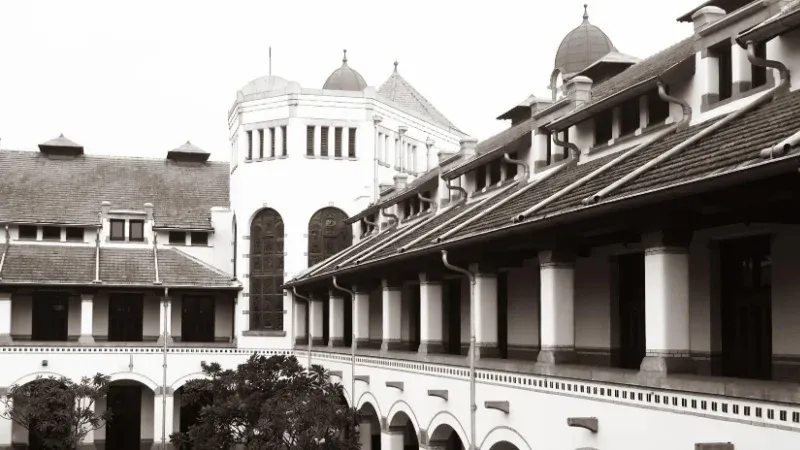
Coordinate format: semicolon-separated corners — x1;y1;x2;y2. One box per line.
565;76;593;107
393;173;408;191
144;203;154;221
460;138;479;159
101;201;111;217
691;6;726;32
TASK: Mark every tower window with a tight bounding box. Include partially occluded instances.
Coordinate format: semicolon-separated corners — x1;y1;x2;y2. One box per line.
306;126;315;156
506;152;519;179
259;129;265;158
320;126;329;157
647;86;670;125
475;166;487;190
334;127;343;157
110;220;125;241
129;220;144;242
246;130;253;160
489;158;502;185
281;125;287;156
348;128;357;158
710;40;733;101
18;225;37;240
270;127;276;157
42;226;60;240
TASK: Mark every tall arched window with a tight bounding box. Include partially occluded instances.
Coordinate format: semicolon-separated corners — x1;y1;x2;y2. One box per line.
307;207;352;267
250;208;285;331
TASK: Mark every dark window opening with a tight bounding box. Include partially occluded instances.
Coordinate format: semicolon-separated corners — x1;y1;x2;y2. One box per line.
18;225;37;239
475;165;487;190
320;126;329;157
594;109;613;145
561;129;570;159
620;98;640;136
281;125;287;156
182;296;215;343
505;152;519;179
110;220;125;241
751;41;768;89
250;208;285;331
232;216;237;278
444;278;462;355
711;41;733;101
42;226;61;241
334;127;343;157
191;232;208;246
31;292;68;341
108;294;143;342
66;227;84;242
348;128;357;158
306;126;315;156
489;158;502;185
545;130;553;165
259;129;265;158
421;191;432;211
270;127;276;157
615;253;646;370
246;130;253;160
403;201;412;219
307;207;352;267
647;86;670;125
169;231;186;245
129;220;144;242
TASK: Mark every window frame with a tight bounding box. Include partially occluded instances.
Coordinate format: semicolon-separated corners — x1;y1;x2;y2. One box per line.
169;231;187;245
18;225;37;240
191;231;209;246
129;220;145;242
109;219;126;241
42;226;61;241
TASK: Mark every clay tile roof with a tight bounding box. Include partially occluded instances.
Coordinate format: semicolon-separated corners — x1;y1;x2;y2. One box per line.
378;63;462;133
0;150;229;229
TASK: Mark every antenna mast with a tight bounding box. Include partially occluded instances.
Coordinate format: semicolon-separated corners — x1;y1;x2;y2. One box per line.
269;46;272;76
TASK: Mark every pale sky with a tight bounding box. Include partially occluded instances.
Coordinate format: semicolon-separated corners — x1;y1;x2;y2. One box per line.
0;0;700;162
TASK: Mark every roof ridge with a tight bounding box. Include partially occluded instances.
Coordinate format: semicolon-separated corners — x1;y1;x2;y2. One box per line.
393;72;454;128
168;247;235;280
0;148;229;165
377;70;459;131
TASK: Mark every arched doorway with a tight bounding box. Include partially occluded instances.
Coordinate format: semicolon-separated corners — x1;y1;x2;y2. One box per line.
173;385;212;449
307;207;352;267
489;442;521;450
102;380;153;450
358;402;381;450
250;208;285;331
386;411;418;450
429;423;465;450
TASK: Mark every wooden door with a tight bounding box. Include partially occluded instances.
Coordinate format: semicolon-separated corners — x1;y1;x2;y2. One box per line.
31;292;68;341
108;294;143;342
182;296;215;343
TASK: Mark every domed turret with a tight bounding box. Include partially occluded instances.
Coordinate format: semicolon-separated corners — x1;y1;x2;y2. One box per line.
238;75;290;97
323;50;368;91
554;4;615;76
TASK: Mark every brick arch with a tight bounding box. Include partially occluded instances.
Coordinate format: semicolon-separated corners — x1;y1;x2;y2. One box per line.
480;426;532;450
9;371;68;389
356;391;383;419
170;372;209;391
427;411;469;448
307;207;352;267
249;207;285;331
108;371;159;392
386;400;421;433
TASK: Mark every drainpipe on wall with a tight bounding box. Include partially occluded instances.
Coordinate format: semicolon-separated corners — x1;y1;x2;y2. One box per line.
292;287;314;372
161;286;169;450
440;251;476;450
331;277;357;430
0;225;10;282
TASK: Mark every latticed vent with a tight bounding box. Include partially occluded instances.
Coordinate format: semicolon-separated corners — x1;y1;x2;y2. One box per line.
348;128;357;158
320;126;329;156
306;126;315;156
281;126;287;156
334;127;343;157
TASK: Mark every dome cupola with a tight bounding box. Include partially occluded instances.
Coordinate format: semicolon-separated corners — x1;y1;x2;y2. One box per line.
554;4;616;76
322;50;368;91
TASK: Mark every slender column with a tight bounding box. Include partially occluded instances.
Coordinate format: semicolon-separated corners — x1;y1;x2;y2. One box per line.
0;292;11;344
76;397;95;449
470;265;499;359
309;299;324;346
418;273;444;355
611;106;622;140
274;125;283;157
381;428;404;450
358;418;373;450
532;131;549;170
78;293;94;344
638;95;649;130
151;391;175;450
381;279;403;351
293;296;308;345
699;52;720;108
537;249;577;364
314;125;322;157
157;296;173;345
640;230;696;374
353;288;370;346
328;290;345;347
731;42;752;94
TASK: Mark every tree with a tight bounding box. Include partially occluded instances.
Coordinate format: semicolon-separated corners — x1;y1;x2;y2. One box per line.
0;374;111;450
172;353;360;450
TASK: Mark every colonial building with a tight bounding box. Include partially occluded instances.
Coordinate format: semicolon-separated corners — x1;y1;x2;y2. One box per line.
0;53;464;448
285;1;800;450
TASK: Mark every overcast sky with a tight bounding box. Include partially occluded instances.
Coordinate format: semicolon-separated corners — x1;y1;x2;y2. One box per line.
0;0;700;161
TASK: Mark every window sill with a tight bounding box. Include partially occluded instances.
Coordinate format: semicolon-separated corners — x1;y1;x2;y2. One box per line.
701;76;776;113
305;155;359;161
245;155;289;163
471;179;516;200
532;155;574;175
587;122;672;155
243;330;287;337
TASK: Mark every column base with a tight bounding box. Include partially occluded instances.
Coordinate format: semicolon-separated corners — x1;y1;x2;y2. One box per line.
380;339;404;351
640;353;696;374
472;343;500;360
78;335;95;344
0;333;11;345
354;338;370;348
537;347;578;364
417;340;445;355
328;338;346;348
311;337;325;346
156;336;174;345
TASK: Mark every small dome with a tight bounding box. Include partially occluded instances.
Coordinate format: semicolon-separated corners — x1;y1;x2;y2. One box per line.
323;50;368;91
239;75;290;96
554;5;616;76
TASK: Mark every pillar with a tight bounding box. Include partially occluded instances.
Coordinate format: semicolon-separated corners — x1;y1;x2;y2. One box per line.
640;230;696;374
293;296;308;346
699;51;720;108
358;418;373;450
732;42;752;94
152;390;175;450
470;265;499;359
274;125;283;157
611;105;622;140
418;273;444;354
157;296;173;345
354;289;370;347
381;427;404;450
76;397;95;449
328;290;345;347
0;292;11;344
638;94;649;130
310;299;324;346
78;293;94;344
381;279;403;351
0;396;11;449
532;131;549;171
537;249;577;364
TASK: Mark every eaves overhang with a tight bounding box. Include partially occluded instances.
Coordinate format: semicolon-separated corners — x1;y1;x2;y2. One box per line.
441;133;531;181
737;5;800;45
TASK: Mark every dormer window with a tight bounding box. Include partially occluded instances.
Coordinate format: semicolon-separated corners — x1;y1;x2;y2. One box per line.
169;231;186;245
489;158;502;186
110;219;126;241
129;220;145;242
191;232;209;246
18;225;36;240
709;40;733;102
620;98;640;136
476;166;487;190
594;109;613;145
66;227;84;242
505;152;519;179
42;226;60;241
647;87;670;126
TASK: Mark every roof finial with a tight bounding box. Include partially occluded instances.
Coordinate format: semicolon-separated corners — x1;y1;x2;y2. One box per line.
343;49;348;63
583;4;589;21
394;60;399;72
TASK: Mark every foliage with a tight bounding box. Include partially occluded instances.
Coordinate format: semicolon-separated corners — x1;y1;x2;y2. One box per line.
171;353;360;450
0;374;111;450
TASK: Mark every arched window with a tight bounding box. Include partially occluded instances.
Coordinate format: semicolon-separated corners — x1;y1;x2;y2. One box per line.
307;207;352;267
250;208;285;331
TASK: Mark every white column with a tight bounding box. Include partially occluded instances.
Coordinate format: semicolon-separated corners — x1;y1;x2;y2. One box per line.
152;391;174;450
76;397;95;445
731;42;752;94
611;106;622;140
79;293;94;344
381;279;402;351
293;297;307;345
0;397;11;446
537;250;577;364
354;289;370;347
638;95;649;130
418;274;443;354
698;52;720;107
640;230;695;374
0;292;11;344
381;429;404;450
157;297;173;345
310;299;324;346
328;291;345;347
314;125;322;157
470;266;499;359
532;131;549;169
359;419;373;450
274;126;284;157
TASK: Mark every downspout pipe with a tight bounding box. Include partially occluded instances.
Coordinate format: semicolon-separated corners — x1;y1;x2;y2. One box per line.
292;287;314;373
552;130;581;158
381;207;399;230
331;276;356;420
504;152;530;180
445;177;468;203
514;80;688;222
161;287;169;450
441;250;476;450
417;192;437;213
0;225;9;281
586;44;789;204
363;216;377;234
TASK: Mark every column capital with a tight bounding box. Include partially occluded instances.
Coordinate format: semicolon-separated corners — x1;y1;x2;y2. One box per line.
642;229;692;250
418;272;442;285
538;249;576;266
381;277;403;290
